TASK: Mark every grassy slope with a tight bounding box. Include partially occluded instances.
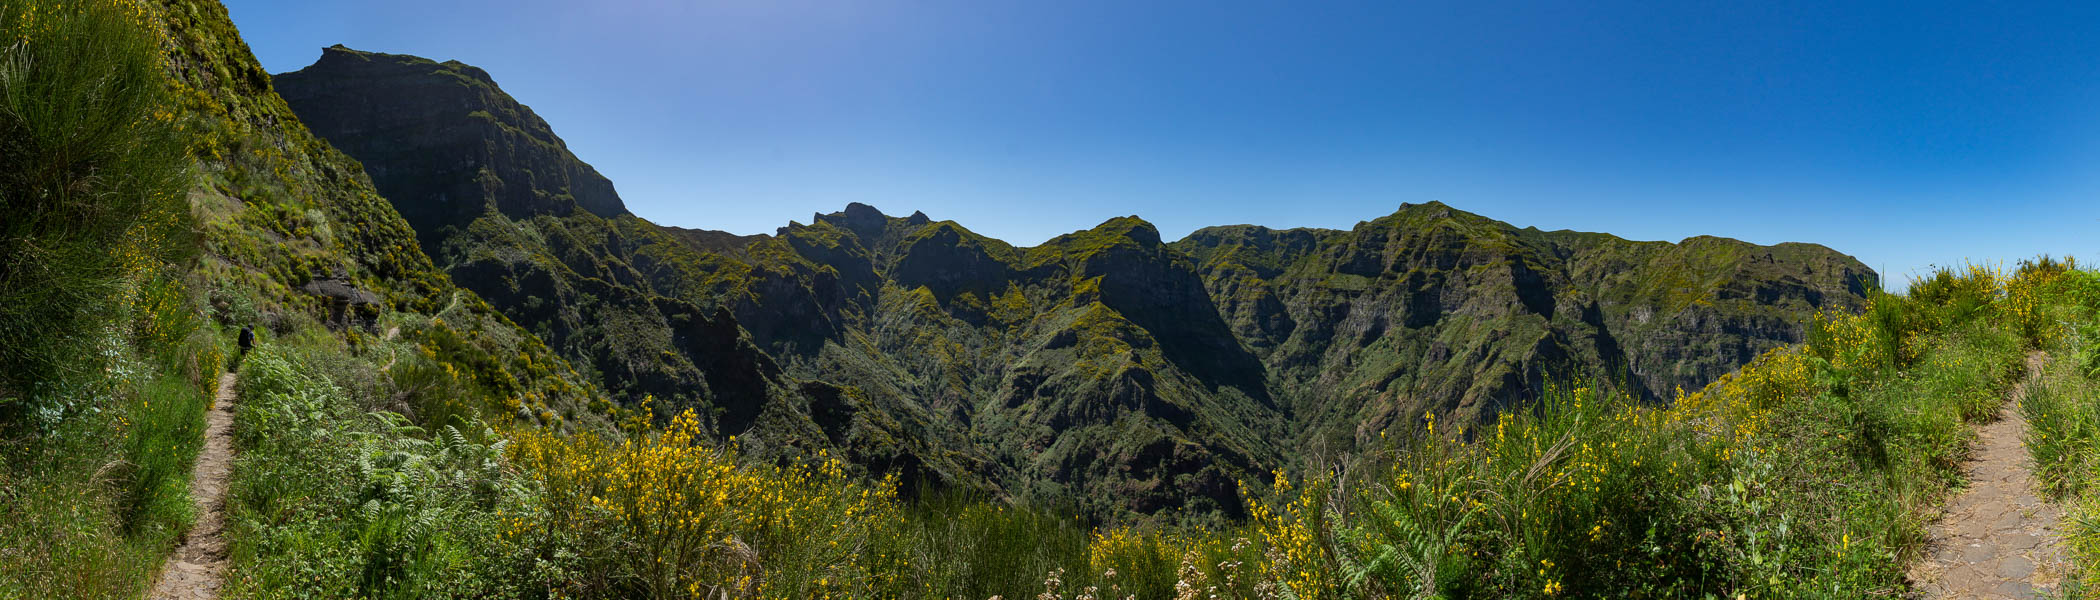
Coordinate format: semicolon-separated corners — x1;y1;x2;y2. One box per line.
0;1;224;596
2012;259;2100;595
1175;201;1879;458
0;0;622;595
154;0;607;433
271;50;1006;500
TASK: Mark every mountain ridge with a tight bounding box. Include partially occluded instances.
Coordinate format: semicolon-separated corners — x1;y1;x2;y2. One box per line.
273;45;1878;519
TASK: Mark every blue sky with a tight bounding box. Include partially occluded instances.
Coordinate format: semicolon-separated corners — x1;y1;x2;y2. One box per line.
224;0;2100;287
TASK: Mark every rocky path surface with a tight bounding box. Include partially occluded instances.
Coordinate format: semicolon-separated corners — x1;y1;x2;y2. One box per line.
147;371;237;600
1910;352;2070;599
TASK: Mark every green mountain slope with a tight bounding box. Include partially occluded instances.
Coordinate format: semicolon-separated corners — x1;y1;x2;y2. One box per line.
155;0;607;429
273;47;1006;499
1176;203;1876;450
272;47;1876;519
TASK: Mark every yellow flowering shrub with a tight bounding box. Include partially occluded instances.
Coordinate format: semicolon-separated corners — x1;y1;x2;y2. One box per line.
1236;263;2033;598
509;409;905;599
1248;470;1337;599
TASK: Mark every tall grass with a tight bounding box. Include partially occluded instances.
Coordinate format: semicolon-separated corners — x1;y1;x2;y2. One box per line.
2018;265;2100;594
0;1;228;596
0;0;192;422
0;365;210;598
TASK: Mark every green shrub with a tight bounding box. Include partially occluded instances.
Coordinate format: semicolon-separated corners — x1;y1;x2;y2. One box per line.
2022;293;2100;591
893;493;1096;599
226;345;521;599
0;314;215;598
1212;266;2037;598
0;0;192;425
0;3;221;596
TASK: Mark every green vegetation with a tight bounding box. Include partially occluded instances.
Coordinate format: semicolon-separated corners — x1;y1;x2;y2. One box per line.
221;336;525;598
186;261;2070;599
205;317;1254;598
0;0;615;595
1254;282;2025;597
8;0;2099;598
271;42;1887;521
2015;258;2100;595
0;0;190;415
0;0;225;595
153;0;607;431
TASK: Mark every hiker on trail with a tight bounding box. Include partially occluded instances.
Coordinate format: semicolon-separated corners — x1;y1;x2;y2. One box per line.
238;325;254;356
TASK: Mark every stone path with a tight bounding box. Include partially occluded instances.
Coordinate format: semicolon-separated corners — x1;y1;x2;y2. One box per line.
1909;352;2071;599
147;371;238;600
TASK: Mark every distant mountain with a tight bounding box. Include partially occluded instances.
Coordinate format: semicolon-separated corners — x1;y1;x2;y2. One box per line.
1176;208;1875;450
274;45;628;248
274;47;1876;520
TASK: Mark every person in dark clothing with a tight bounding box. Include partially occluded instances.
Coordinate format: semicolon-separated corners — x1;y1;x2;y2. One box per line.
238;325;254;356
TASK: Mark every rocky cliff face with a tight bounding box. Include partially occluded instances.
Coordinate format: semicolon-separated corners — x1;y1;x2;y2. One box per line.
274;48;1877;520
275;46;627;247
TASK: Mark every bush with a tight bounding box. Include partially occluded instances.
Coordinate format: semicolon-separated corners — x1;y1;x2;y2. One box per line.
0;3;222;596
1204;265;2036;598
2021;267;2100;592
226;346;520;599
0;0;192;425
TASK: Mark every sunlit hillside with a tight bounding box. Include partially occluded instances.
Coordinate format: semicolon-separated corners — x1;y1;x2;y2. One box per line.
3;1;2097;599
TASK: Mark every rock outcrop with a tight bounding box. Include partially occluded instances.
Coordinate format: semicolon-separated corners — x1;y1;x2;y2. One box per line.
275;46;627;247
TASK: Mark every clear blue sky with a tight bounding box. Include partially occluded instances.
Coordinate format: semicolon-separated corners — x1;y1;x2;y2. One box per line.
223;0;2100;287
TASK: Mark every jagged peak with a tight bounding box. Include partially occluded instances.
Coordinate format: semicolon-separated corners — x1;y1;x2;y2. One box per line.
843;201;885;219
1024;216;1169;270
809;202;903;244
1087;216;1161;246
813;201;889;223
910;220;968;239
306;44;376;71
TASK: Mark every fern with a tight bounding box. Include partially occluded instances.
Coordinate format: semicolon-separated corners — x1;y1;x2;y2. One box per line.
1340;492;1477;599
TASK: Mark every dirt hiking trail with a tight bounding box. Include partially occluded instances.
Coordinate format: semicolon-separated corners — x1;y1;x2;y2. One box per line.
147;371;237;599
1910;351;2071;599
